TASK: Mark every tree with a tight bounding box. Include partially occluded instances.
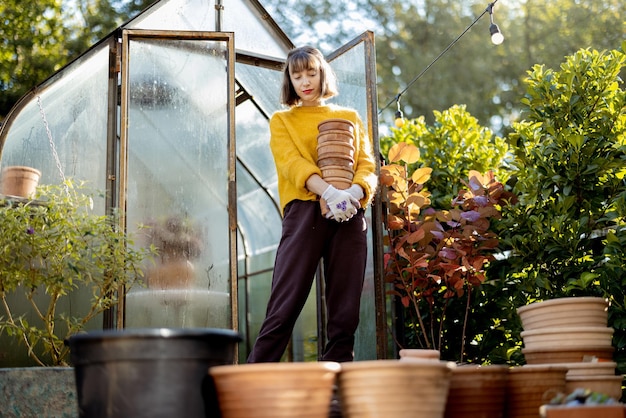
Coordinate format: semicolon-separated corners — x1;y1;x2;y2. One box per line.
0;0;70;119
263;0;626;133
0;0;154;121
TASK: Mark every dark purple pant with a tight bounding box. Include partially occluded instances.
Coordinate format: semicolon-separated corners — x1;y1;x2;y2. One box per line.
247;200;368;363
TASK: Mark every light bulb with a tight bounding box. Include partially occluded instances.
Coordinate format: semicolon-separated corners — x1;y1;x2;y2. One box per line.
394;110;405;128
489;23;504;45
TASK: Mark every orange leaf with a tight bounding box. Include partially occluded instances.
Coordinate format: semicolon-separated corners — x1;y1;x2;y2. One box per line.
411;167;432;185
388;142;420;164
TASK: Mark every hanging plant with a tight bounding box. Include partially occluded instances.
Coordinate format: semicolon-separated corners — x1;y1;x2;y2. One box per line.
0;180;154;366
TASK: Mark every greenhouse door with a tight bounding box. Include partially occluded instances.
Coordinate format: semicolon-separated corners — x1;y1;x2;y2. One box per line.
118;30;238;333
308;32;386;360
327;32;385;359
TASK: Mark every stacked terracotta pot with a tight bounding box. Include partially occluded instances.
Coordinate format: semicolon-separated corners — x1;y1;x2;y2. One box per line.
517;297;621;400
337;359;454;418
316;119;355;215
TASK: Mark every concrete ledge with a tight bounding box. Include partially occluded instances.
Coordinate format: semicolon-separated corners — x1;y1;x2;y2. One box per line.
0;367;77;418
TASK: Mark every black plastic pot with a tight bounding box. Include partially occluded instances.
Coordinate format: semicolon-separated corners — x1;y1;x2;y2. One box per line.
67;327;241;418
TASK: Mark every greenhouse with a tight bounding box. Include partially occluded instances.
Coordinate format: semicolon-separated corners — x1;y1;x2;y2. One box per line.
0;0;384;365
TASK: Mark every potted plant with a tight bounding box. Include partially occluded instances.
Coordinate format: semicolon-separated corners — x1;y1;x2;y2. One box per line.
381;142;516;362
380;142;516;418
494;47;626;374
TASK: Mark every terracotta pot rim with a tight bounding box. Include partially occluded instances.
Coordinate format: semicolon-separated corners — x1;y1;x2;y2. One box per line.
340;359;455;371
318;118;355;129
521;326;614;337
1;165;42;176
566;374;623;381
210;361;340;376
508;364;569;373
517;297;608;314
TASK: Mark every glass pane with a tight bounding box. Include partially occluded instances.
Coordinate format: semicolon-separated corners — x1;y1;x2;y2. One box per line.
127;0;216;32
236;63;283;119
124;37;231;330
128;0;289;59
0;44;111;366
1;44;110;198
221;0;288;58
329;41;377;361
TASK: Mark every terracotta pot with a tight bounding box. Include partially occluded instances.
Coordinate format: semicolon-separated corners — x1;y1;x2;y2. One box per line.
210;361;340;418
318;118;355;134
146;259;195;289
522;346;615;364
338;359;453;418
398;349;441;361
563;361;617;377
506;365;568;418
444;364;509;418
317;130;354;146
0;165;41;198
565;374;623;400
320;167;354;181
517;297;608;330
521;326;614;350
317;156;354;168
317;147;355;164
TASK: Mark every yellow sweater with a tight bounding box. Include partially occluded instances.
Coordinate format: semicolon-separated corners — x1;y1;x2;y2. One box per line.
269;104;378;213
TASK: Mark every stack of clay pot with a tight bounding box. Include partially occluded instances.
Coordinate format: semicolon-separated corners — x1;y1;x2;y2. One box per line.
316;119;355;215
516;297;622;400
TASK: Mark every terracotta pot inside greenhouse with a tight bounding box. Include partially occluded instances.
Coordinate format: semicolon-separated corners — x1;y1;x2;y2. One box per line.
0;165;41;198
210;361;340;418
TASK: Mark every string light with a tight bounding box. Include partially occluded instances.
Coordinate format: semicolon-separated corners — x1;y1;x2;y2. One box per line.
394;99;405;128
379;0;503;118
488;3;504;45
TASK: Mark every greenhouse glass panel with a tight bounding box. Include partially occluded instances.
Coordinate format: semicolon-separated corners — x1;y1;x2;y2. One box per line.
123;36;232;330
328;39;379;360
127;0;289;59
0;43;111;196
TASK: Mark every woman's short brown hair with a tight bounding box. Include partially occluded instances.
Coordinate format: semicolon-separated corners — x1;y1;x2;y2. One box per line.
280;46;339;107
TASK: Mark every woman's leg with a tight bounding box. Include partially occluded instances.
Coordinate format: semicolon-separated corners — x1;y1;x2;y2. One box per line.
247;201;327;363
321;210;368;362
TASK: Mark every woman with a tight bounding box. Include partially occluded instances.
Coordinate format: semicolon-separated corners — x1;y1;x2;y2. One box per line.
247;46;378;363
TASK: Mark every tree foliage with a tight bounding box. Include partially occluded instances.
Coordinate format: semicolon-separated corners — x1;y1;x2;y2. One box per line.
0;0;153;120
263;0;626;132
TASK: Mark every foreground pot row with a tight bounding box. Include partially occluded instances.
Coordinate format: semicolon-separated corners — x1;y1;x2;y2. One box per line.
56;326;622;418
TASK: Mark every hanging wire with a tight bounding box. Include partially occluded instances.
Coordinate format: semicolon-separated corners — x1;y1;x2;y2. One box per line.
36;95;69;195
379;0;500;116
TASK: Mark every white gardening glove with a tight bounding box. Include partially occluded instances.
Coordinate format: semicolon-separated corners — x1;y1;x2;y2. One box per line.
322;185;359;222
345;184;364;203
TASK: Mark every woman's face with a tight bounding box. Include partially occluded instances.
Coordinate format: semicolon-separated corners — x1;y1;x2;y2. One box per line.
289;64;322;106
